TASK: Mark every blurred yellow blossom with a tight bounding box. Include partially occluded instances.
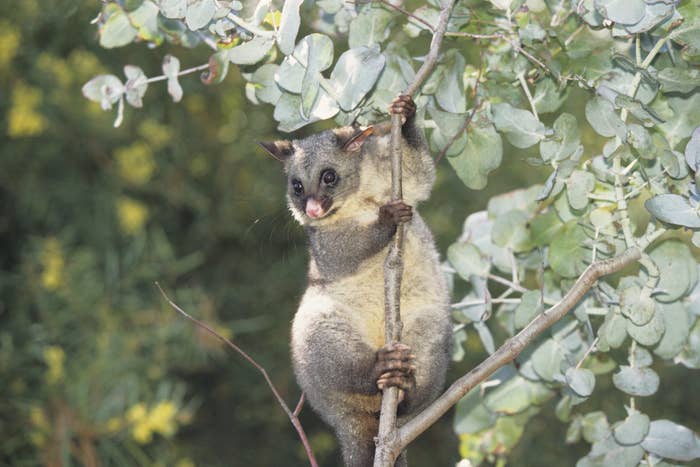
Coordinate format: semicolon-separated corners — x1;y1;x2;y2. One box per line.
105;416;123;433
29;406;49;430
117;196;149;234
126;401;180;444
8;82;46;138
149;401;177;437
138;119;173;150
115;142;156;185
68;49;104;82
43;346;65;384
40;237;64;290
0;22;20;70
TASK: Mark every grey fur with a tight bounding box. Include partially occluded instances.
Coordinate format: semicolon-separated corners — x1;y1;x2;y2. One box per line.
269;109;451;467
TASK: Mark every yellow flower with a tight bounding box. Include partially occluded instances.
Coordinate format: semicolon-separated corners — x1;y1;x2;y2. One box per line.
0;22;20;69
148;401;177;437
43;346;65;384
138;120;172;150
126;403;147;424
132;420;153;444
117;196;149;235
40;237;64;290
7;82;46;138
115;142;156;185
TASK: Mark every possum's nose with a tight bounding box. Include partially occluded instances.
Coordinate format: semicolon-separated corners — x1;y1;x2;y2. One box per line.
305;198;324;218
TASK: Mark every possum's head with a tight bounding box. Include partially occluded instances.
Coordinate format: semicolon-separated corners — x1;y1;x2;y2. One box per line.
259;126;373;225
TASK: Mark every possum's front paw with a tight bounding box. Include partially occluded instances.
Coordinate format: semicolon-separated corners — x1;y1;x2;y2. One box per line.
389;94;416;123
376;342;416;395
379;201;413;226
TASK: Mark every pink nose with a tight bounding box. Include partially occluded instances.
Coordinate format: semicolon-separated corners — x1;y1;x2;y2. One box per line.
305;198;324;218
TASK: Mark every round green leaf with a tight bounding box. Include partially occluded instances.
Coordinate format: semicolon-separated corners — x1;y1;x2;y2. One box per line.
641;420;700;462
612;366;659;397
185;0;216;30
565;367;596;397
330;45;385;112
619;284;656;325
627;310;665;346
549;221;588;278
277;0;303;55
649;241;698;303
99;5;138;48
585;96;626;138
613;411;650;446
654;302;692;360
514;290;543;329
566;170;595;210
492;103;546;149
492;210;534;253
532;339;564;382
447;242;490;280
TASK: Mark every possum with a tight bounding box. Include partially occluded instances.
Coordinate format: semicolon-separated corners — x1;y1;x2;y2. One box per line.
260;95;451;467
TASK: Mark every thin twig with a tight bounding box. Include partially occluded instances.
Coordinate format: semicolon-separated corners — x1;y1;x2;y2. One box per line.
375;1;457;466
155;283;319;467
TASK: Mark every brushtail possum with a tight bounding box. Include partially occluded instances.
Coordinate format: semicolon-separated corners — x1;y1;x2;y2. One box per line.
260;95;451;467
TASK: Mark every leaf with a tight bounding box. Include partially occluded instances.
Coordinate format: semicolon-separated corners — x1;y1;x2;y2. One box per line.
530;209;563;247
446;110;503;190
474;322;495;354
250;64;282;105
686;126;700;172
586;434;645;467
454;388;496;434
329;45;385;112
348;5;393;49
641;420;700;462
549;221;588;278
581;411;610;443
533;77;568;115
645;194;700;229
157;0;187;18
99;5;138;48
626;123;653;154
613;411;650;446
598;310;627;349
130;1;161;43
565;368;596;398
594;0;646;25
492;103;546;148
435;50;466;113
627;311;665;346
612;366;659;397
162;54;183;102
540;113;581;162
491;210;534;253
514;290;543;330
658;67;700;94
277;0;303;55
659;94;700;149
484;376;554;415
228;35;275;65
585;96;626;139
185;0;216;30
619;284;655;326
654;302;691;360
670;13;700;52
531;339;564;382
201;50;229;85
81;74;125;110
447;243;490;280
648;241;698;303
566;170;595;211
123;65;148;107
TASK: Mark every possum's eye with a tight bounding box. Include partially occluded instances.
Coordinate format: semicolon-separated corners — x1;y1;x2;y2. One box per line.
292;179;304;195
321;169;337;186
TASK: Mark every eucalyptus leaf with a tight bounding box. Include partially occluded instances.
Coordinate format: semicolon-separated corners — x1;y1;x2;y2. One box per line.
447;243;490;280
228;35;275;65
81;74;125;110
447;110;503;190
435;50;466;113
491;210;534;253
613;411;650;446
251;64;282;105
123;65;148;107
330;45;385;112
484;376;555;415
532;339;564;382
492;103;546;149
99;5;137;48
581;411;610;443
641;420;700;462
594;0;646;25
645;194;700;228
686;126;700;172
157;0;187;18
454;388;496;434
654;302;691;360
565;367;595;398
619;284;656;326
585;97;626;139
540;113;581;162
514;290;543;330
277;0;303;55
612;366;659;397
549;221;588;278
658;67;700;94
627;311;665;346
348;6;393;49
184;0;216;30
566;170;595;211
648;241;698;303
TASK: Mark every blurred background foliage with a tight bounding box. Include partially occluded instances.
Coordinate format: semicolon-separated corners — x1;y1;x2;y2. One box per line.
1;1;698;466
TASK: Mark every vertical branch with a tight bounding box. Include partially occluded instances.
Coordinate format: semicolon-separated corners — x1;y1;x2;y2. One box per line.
374;1;456;466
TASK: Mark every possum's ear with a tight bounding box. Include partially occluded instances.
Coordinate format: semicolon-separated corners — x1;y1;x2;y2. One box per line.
257;140;294;163
336;127;374;153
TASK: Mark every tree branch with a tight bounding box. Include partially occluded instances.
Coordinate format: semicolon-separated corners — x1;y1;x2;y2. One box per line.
375;1;456;466
155;283;319;467
396;247;642;450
